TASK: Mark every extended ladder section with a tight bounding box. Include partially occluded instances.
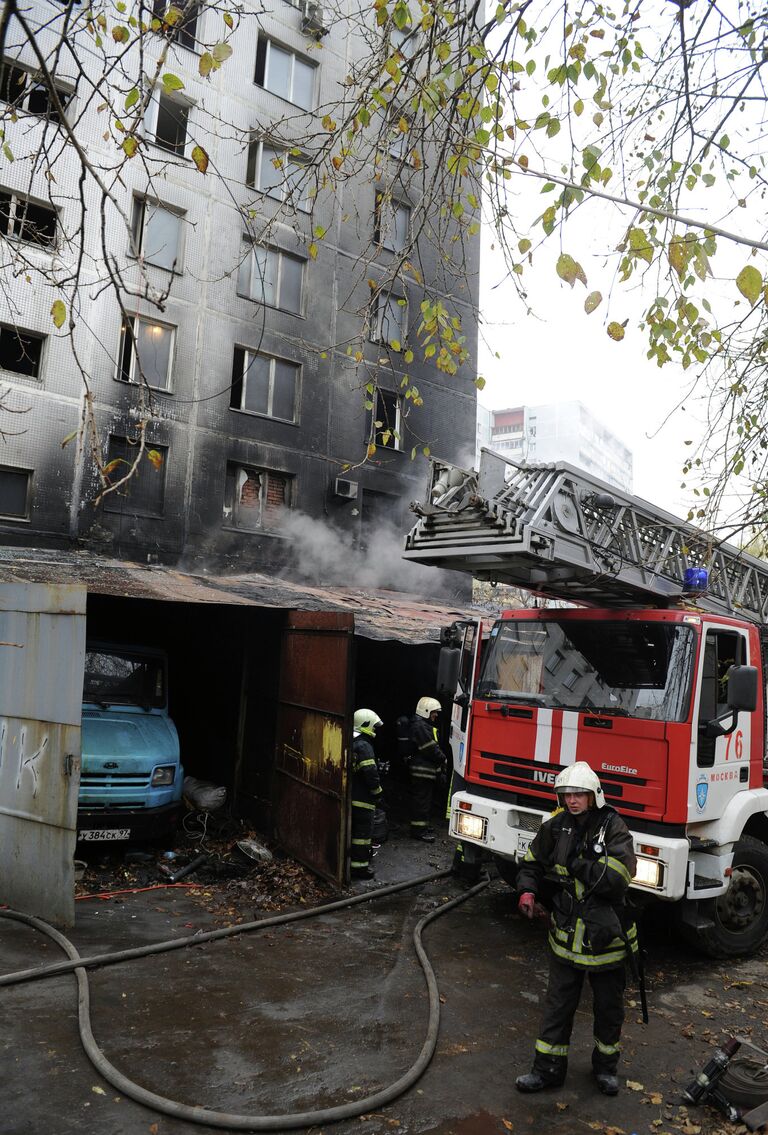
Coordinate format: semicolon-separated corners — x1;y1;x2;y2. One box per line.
403;448;768;619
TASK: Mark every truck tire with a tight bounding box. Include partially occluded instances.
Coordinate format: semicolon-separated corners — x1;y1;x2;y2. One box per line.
494;856;519;888
685;836;768;958
720;1054;768;1109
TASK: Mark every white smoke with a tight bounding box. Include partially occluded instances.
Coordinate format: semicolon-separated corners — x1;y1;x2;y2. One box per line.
276;510;465;598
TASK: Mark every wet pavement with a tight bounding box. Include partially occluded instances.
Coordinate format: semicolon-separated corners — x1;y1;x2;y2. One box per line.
1;823;764;1135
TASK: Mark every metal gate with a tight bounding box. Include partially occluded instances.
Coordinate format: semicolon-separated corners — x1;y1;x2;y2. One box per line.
0;583;86;927
273;610;354;885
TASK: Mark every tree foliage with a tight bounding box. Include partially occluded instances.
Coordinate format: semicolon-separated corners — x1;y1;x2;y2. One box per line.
1;0;768;533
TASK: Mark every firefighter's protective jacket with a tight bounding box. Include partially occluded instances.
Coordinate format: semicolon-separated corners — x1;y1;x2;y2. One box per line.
408;717;447;772
351;735;383;809
516;805;638;970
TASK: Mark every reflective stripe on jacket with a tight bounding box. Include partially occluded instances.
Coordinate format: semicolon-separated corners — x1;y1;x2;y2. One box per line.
516;804;638;971
351;735;382;809
408;717;446;774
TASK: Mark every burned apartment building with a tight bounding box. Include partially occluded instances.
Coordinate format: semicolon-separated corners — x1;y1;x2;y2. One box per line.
0;0;480;578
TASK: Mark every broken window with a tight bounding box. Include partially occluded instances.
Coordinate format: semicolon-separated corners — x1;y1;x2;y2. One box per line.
131;198;184;271
372;291;407;348
223;463;290;530
0;59;72;121
119;315;175;391
237;241;304;313
374;193;410;253
0;324;44;378
230;347;298;421
0;190;57;246
0;465;31;519
254;35;315;110
103;436;167;516
246;139;311;211
370;387;402;450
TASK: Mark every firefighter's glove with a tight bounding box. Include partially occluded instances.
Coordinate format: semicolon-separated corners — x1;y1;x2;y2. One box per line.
518;892;536;919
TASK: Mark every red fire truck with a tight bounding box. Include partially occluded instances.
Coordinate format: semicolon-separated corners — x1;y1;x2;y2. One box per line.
405;449;768;957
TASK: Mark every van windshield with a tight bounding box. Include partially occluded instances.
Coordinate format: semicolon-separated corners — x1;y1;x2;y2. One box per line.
83;648;166;708
476;619;695;723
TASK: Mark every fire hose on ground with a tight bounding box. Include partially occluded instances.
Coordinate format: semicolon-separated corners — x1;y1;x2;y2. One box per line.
0;868;489;1130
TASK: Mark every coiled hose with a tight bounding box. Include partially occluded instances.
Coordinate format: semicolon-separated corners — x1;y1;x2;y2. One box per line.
0;869;489;1130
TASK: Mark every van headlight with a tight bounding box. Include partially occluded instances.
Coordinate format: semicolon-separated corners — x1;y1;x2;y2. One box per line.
151;765;176;787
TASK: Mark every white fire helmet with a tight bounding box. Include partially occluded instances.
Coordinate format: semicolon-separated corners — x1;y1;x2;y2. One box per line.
415;696;442;720
554;761;606;809
353;708;383;738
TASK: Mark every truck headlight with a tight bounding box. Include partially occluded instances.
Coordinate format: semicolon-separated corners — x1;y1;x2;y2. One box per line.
455;812;487;841
633;855;663;889
151;765;176;787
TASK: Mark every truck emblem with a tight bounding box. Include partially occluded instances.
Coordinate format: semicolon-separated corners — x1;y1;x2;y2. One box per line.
696;775;709;812
534;769;557;784
103;761;118;769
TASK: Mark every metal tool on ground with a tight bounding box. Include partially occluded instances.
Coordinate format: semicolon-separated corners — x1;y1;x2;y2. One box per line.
683;1036;742;1122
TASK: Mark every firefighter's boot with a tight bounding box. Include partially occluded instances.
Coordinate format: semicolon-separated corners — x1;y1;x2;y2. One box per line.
594;1073;619;1096
515;1070;564;1093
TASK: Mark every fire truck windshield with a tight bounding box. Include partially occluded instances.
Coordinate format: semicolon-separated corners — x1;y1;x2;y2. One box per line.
476;619;695;722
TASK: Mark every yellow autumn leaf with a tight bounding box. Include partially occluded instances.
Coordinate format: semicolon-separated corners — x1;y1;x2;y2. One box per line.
607;321;626;342
736;264;762;306
191;145;209;173
626;1079;644;1091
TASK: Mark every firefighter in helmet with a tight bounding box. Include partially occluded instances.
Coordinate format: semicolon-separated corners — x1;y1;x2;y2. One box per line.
515;761;638;1096
350;709;384;879
407;696;447;842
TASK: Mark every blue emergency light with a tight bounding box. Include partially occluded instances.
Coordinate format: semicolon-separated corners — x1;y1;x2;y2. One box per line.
683;566;709;593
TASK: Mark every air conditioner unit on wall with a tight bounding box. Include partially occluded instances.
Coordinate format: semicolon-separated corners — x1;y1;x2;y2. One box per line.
300;0;328;37
334;477;359;500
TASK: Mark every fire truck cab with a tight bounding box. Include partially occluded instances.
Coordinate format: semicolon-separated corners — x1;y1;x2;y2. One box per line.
405;450;768;958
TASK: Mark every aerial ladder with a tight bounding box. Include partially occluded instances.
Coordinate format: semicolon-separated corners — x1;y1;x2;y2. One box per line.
404;447;768;621
404;449;768;959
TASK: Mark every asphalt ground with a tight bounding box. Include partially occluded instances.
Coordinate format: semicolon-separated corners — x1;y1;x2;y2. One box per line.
1;823;765;1135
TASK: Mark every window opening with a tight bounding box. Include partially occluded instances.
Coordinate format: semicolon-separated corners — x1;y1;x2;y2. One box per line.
373;291;406;347
131;198;183;271
254;35;314;110
223;462;290;530
237;242;304;313
0;190;57;246
103;436;167;516
0;325;44;377
119;315;175;391
0;465;31;518
230;348;298;421
371;388;402;449
153;92;189;154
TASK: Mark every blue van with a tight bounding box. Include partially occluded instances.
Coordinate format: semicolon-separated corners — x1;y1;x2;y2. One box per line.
77;642;184;843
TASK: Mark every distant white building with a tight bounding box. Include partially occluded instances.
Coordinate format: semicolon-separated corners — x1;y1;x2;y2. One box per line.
478;401;633;491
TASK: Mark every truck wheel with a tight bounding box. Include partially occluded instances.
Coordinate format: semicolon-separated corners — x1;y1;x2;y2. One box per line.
720;1054;768;1109
494;856;519;888
689;836;768;958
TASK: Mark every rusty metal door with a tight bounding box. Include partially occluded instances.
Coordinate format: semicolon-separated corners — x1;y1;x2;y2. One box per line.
273;610;354;885
0;583;86;927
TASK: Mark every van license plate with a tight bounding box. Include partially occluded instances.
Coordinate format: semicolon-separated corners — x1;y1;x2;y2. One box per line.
79;829;130;841
517;833;532;855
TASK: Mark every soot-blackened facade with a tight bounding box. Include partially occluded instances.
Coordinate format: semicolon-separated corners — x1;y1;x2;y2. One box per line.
0;0;479;575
